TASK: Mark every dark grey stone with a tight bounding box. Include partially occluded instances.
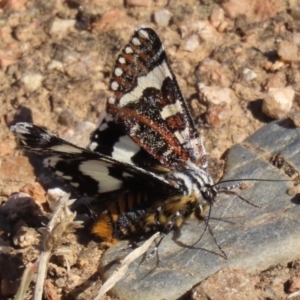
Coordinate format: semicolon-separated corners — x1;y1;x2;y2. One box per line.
100;119;300;300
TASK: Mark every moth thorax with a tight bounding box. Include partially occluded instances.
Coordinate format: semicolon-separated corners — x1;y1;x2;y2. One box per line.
169;166;215;203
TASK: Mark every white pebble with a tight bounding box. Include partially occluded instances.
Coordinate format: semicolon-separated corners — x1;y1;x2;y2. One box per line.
154;9;172;27
184;34;199;52
243;68;257;82
21;73;43;92
47;60;63;71
62;50;80;64
262;86;295;119
277;40;299;62
50;19;76;38
200;86;233;106
13;226;38;248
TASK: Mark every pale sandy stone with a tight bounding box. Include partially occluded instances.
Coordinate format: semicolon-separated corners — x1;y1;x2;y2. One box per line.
262;86;295;119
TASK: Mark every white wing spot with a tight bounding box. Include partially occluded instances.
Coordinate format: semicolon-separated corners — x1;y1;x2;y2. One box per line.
122;172;133;178
118;56;126;64
41;133;51;141
114;67;123;76
79;160;122;193
44;156;62;167
138;29;149;40
108;97;116;104
163;148;173;157
174;130;185;144
125;46;133;54
51;145;83;154
175;127;190;144
55;170;64;177
160;101;183;119
89;141;98;151
99;123;108;131
132;37;141;46
10;122;33;135
111;81;119;91
112;135;141;163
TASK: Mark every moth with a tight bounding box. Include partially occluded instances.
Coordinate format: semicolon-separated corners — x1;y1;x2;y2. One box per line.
11;26;237;249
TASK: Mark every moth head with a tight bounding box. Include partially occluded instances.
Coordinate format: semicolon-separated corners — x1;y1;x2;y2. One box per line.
201;184;218;204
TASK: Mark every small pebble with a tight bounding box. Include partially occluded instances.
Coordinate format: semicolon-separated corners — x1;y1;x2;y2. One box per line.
44;280;61;300
288;277;300;293
222;0;283;22
154;9;172;27
243;68;257;82
0;143;12;156
68;274;82;289
197;58;232;87
55;278;66;288
47;60;63;72
270;61;284;71
277;40;299;62
184;34;199;52
288;111;300;127
204;85;233;125
1;192;37;217
20;182;46;204
264;287;277;298
218;20;229;32
287;186;300;196
292;32;300;46
125;0;150;7
76;258;89;268
58;109;75;126
195;267;259;300
206;104;232;127
209;7;225;28
180;21;222;44
262;86;295;119
200;86;233;106
62;50;80;64
12;225;38;248
265;72;286;89
1;0;27;11
13;24;35;42
290;6;300;21
50;18;76;38
21;73;43;92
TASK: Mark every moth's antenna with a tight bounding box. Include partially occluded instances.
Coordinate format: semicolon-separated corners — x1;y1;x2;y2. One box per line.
215;178;294;186
214;177;294;207
193;203;228;259
220;189;260;208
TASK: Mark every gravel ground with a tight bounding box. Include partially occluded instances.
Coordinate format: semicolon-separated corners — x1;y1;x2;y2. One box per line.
1;0;300;299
